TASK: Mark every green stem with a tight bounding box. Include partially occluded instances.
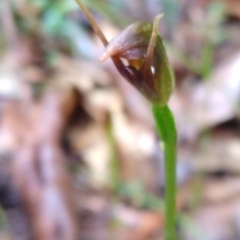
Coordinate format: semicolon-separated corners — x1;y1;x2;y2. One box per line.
152;104;177;240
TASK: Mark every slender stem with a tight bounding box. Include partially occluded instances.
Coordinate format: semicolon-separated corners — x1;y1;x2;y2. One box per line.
152;104;177;240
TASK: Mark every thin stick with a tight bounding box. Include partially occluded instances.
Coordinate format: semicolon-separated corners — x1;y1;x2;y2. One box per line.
75;0;133;80
75;0;108;47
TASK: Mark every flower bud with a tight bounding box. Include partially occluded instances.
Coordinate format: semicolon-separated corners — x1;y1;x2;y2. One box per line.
100;14;174;105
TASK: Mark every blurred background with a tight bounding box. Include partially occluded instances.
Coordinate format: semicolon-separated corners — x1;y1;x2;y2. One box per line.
0;0;240;239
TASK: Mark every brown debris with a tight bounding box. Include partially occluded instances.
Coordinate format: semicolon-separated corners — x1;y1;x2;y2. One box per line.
11;87;79;240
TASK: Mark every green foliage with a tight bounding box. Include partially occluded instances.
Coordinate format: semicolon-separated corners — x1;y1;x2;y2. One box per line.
168;1;226;78
160;0;180;33
83;0;131;27
198;1;226;78
0;207;7;231
120;181;164;211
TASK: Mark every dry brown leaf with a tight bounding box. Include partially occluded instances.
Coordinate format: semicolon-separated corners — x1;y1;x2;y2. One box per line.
170;52;240;140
